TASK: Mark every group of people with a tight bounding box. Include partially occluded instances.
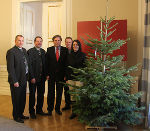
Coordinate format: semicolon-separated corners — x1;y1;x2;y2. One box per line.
6;35;86;123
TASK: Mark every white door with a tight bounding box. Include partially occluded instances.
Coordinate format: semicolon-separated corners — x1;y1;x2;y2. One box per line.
42;1;67;50
20;3;35;50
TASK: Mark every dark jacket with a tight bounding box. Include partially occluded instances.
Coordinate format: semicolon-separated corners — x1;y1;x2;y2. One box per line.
45;46;68;80
27;47;46;82
6;46;29;86
66;51;86;80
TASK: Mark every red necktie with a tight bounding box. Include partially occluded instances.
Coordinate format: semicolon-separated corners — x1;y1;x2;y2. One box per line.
56;47;59;61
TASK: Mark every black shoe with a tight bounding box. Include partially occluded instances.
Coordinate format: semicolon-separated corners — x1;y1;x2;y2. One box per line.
47;111;52;116
69;113;77;119
14;118;24;123
30;114;36;119
62;105;71;111
55;110;62;115
70;100;76;104
36;111;48;116
20;115;29;119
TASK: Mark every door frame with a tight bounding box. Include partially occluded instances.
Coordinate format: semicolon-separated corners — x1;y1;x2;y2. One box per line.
12;0;72;48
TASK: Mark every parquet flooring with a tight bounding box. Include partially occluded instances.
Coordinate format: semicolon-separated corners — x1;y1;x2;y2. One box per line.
0;95;87;131
0;95;146;131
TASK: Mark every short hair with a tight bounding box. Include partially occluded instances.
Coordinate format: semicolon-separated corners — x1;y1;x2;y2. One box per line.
34;36;43;42
52;35;62;41
15;35;24;41
65;37;72;42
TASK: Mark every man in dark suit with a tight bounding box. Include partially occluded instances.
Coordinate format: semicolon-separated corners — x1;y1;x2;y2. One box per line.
46;35;67;115
62;37;72;111
6;35;29;123
27;36;47;119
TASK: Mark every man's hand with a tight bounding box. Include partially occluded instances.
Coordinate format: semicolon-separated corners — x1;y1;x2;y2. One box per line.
46;76;50;80
31;78;36;84
14;82;19;87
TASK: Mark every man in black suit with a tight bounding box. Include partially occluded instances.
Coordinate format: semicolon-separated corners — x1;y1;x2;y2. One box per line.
62;37;72;111
46;35;67;115
6;35;29;123
27;36;47;119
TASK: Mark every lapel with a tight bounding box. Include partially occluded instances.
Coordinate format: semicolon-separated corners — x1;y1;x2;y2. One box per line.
14;46;24;57
14;46;28;64
22;48;27;58
39;48;45;61
34;47;40;56
53;46;63;62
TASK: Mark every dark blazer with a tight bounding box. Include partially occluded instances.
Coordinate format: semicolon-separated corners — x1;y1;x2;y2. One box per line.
6;46;29;86
27;47;46;82
46;46;67;80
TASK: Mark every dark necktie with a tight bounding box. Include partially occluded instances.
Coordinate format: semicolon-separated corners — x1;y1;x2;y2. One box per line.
56;47;59;61
68;49;71;54
38;49;41;56
37;49;42;75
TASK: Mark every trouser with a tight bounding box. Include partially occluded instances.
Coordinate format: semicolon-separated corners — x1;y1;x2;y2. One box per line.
10;82;27;120
67;80;83;101
64;84;71;106
67;80;83;112
29;80;45;114
47;78;64;112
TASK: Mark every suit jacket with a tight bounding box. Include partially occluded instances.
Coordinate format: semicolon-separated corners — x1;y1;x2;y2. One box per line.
6;46;29;86
46;46;67;80
27;47;46;82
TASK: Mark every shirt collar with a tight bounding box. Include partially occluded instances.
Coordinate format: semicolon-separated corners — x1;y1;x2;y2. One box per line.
35;47;40;51
17;46;22;50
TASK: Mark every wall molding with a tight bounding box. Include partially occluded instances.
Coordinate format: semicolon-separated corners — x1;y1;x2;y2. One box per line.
0;65;10;96
137;0;144;62
0;65;7;72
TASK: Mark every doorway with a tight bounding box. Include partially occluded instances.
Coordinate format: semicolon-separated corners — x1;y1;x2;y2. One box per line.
12;0;72;50
20;2;42;50
12;0;72;95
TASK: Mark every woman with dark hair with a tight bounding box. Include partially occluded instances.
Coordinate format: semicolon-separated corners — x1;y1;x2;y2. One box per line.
65;39;86;119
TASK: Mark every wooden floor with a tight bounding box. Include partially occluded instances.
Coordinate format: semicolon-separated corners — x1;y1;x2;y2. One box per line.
0;95;146;131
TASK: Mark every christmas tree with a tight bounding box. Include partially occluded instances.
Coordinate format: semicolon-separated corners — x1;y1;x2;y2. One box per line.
68;16;144;127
